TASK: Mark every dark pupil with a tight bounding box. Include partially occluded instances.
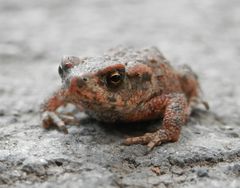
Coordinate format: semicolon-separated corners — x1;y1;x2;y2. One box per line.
110;74;121;83
58;66;63;77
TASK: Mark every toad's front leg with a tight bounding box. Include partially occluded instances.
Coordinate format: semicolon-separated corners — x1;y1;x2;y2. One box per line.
41;89;80;134
124;94;188;149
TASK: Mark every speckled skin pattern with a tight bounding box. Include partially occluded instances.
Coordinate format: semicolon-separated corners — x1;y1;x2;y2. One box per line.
41;47;208;149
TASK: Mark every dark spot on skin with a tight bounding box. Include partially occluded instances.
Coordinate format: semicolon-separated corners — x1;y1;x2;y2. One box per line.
182;75;188;82
108;95;117;102
83;77;88;82
110;105;116;110
150;59;158;64
142;72;151;82
157;75;163;80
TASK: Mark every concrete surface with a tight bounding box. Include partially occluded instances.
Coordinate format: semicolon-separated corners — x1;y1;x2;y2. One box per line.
0;0;240;187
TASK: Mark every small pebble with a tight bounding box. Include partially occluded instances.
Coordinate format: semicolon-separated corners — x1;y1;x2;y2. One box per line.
232;164;240;175
197;168;209;177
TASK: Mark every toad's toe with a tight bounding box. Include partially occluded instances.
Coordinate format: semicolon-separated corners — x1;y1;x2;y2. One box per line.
41;111;68;134
123;132;161;148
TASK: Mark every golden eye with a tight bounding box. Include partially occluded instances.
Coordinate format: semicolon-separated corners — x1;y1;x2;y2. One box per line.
106;71;124;87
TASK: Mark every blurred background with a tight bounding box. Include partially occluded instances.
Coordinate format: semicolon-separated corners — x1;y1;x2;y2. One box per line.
1;0;239;62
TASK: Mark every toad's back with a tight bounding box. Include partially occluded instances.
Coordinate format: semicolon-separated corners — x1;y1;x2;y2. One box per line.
106;46;200;103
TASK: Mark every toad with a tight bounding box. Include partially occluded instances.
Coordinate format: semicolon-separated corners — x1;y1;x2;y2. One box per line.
41;47;208;149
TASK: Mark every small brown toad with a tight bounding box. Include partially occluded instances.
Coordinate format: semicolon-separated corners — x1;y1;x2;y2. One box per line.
41;47;208;149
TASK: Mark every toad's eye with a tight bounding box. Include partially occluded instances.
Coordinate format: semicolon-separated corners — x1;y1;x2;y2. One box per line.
58;65;64;77
106;71;124;88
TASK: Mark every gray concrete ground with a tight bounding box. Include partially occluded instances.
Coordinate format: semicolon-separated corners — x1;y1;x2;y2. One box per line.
0;0;240;187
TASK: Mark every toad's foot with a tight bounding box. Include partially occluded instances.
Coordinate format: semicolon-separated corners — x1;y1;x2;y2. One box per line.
41;111;76;134
123;129;172;150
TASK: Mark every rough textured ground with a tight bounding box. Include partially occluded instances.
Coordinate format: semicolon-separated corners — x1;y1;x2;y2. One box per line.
0;0;240;187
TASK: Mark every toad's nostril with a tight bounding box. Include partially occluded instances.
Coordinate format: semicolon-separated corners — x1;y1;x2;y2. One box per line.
69;76;86;92
77;77;86;88
82;77;88;82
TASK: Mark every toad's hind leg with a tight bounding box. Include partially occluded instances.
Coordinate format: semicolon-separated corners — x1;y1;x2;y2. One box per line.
124;94;188;149
178;65;209;112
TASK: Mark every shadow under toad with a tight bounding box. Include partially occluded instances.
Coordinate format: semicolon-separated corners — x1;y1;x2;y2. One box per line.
71;108;225;145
